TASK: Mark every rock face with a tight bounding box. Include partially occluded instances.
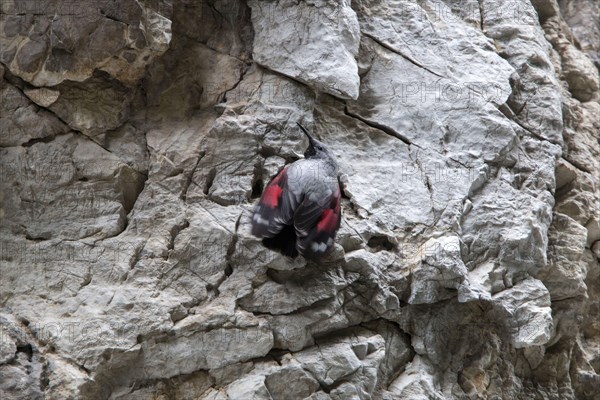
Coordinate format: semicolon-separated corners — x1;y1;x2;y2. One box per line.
0;0;598;399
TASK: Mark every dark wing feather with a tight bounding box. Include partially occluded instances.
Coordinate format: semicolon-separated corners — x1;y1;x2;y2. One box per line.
296;185;342;259
293;196;324;237
251;166;295;238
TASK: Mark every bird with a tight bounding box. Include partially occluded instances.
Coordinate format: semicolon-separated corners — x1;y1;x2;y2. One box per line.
251;122;342;260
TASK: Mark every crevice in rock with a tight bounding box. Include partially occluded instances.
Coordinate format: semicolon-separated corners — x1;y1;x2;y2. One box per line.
361;31;447;78
173;31;249;65
16;343;33;362
203;167;217;196
201;214;240;300
367;235;396;252
4;68;138;157
206;263;233;300
167;219;190;253
506;109;550;144
79;268;92;289
410;149;440;225
222;63;253;104
105;291;116;307
226;235;238;260
338;178;351;201
182;151;206;201
497;102;517;120
24;233;49;242
251;159;264;199
563;155;593;175
99;10;126;25
245;296;338;318
39;358;49;391
128;242;144;271
477;0;485;31
117;368;214;400
258;145;278;159
123;172;148;217
234;212;243;234
252;60;322;93
21;135;59;147
343;106;416;147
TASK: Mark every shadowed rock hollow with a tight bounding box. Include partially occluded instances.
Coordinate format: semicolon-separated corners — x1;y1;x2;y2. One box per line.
0;0;598;399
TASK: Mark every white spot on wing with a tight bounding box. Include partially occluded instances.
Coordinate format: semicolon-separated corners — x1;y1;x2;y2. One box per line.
253;213;269;225
311;241;328;253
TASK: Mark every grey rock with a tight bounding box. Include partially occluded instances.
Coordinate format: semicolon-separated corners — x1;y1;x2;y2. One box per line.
540;213;590;300
387;356;445;399
558;0;600;68
44;356;88;400
23;87;60;108
315;100;434;230
0;328;17;365
0;81;69;147
405;235;468;304
540;11;600;103
294;340;362;387
1;0;599;398
290;328;386;399
561;98;600;177
264;364;320;400
483;0;564;145
0;317;45;400
248;0;361;100
142;325;273;378
492;278;553;348
0;133;145;240
226;374;272;400
238;266;345;314
47;75;134;137
0;0;172;86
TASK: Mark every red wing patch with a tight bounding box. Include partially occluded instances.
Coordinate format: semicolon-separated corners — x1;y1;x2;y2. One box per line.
317;208;338;233
317;189;341;233
262;184;283;208
251;166;292;239
259;166;287;208
297;185;342;259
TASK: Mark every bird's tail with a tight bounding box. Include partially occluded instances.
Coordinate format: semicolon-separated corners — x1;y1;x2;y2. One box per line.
262;224;299;258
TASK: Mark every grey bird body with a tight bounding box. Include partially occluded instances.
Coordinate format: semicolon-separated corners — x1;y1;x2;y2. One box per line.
251;123;342;259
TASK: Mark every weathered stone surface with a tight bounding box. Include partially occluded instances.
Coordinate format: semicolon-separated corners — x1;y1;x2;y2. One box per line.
492;278;553;348
405;235;469;304
483;0;565;145
142;325;274;378
540;213;590;300
558;0;600;68
0;80;68;146
1;133;145;240
264;364;320;400
46;74;134;137
238;266;344;314
23;87;60;108
248;0;361;100
1;0;598;399
387;356;445;399
540;11;600;103
0;0;172;87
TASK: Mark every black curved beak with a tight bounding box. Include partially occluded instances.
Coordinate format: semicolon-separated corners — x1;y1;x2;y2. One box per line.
296;122;315;145
297;122;317;158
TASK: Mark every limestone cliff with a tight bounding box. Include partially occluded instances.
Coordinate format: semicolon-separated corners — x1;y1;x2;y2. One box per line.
0;0;598;399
